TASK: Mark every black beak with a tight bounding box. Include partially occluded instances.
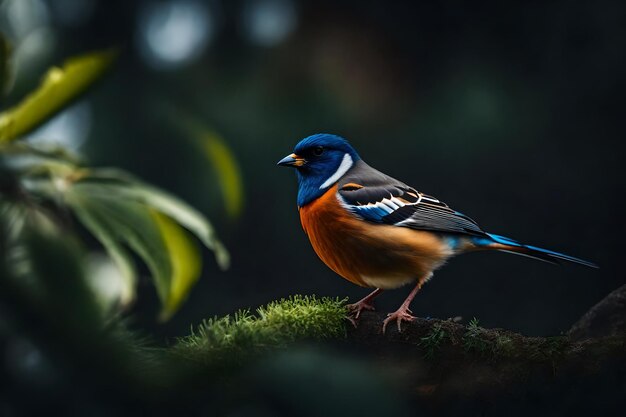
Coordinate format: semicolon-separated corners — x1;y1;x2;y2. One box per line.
277;153;306;167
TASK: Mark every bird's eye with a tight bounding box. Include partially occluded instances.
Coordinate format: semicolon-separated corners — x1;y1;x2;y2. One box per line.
312;146;324;156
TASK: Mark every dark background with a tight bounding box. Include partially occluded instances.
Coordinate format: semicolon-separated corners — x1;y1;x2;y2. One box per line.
2;0;625;340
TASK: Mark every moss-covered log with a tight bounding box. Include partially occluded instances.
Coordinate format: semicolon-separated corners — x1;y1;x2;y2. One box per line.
175;294;625;375
349;312;624;367
174;290;626;408
346;312;625;401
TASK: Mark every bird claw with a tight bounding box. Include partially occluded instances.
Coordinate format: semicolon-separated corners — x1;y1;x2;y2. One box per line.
382;309;416;334
346;300;376;324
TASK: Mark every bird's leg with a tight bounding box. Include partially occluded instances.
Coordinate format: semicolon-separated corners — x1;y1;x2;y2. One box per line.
347;288;384;325
382;280;424;334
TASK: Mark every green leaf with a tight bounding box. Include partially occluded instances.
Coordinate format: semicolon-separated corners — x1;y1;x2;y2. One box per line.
0;49;116;144
64;178;222;319
0;141;83;165
70;196;137;308
66;183;173;305
76;168;230;270
159;109;244;220
202;131;243;219
151;211;202;321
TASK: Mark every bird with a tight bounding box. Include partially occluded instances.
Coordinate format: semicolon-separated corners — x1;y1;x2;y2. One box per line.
277;133;597;333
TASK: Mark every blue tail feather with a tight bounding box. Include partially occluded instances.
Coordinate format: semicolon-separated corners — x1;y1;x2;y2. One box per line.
474;233;598;268
485;233;522;247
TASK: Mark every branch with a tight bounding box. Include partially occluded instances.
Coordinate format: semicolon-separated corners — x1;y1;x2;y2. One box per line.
175;289;626;404
348;311;623;364
344;302;625;401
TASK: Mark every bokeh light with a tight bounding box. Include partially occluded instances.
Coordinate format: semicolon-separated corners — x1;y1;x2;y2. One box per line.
86;253;130;312
0;0;56;78
0;0;50;40
241;0;297;47
4;338;57;387
136;0;213;70
26;100;92;150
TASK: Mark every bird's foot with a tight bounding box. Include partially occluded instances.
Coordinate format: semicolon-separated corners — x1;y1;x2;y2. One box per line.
346;300;376;327
382;307;416;334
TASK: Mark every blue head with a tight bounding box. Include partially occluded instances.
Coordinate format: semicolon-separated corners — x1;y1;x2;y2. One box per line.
277;133;361;207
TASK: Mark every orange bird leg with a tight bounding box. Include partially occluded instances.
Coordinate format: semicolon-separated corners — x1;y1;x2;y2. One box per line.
347;288;384;324
382;280;424;334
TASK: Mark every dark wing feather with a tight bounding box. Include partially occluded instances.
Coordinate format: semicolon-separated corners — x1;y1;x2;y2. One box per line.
337;161;486;236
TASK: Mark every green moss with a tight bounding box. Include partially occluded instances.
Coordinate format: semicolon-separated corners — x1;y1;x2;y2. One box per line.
174;295;347;364
534;336;569;361
463;317;489;355
420;322;447;359
494;334;514;357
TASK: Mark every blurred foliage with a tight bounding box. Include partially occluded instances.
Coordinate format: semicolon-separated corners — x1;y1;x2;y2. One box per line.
201;130;243;219
175;295;347;365
63;168;229;318
0;46;228;319
169;112;245;220
0;225;200;415
0;49;116;143
151;211;202;320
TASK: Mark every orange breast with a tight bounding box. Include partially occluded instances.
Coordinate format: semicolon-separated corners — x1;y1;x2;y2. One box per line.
299;185;453;289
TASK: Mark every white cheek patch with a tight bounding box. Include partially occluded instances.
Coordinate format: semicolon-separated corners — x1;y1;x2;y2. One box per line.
319;153;353;190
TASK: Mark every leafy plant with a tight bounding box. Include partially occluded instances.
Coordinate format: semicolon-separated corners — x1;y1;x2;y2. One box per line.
0;46;229;319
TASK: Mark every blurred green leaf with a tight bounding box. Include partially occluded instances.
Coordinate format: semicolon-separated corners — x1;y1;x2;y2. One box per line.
23;227;102;326
59;170;228;318
202;131;244;219
0;141;83;164
78;168;230;269
70;197;137;308
66;183;174;312
151;210;201;321
163;109;244;220
0;49;116;144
